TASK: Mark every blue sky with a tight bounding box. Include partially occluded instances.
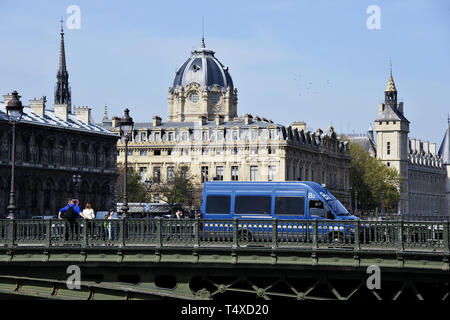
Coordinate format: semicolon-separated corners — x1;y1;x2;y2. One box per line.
0;0;449;145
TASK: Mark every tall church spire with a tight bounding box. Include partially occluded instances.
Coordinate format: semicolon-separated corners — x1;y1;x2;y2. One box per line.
54;18;71;109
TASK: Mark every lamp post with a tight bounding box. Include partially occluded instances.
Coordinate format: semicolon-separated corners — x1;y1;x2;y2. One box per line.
354;190;358;215
72;174;82;200
119;108;134;219
6;91;24;219
381;190;385;215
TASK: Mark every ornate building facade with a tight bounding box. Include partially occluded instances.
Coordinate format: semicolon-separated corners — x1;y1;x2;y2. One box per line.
104;40;351;208
0;25;118;218
349;67;448;216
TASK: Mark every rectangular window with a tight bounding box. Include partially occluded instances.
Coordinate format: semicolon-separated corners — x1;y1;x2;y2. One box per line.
216;148;223;155
181;148;189;156
269;129;276;140
168;132;174;141
201;166;209;183
202;148;208;155
206;195;230;214
153;167;161;183
202;131;208;141
60;147;65;165
216;166;224;181
167;149;172;156
182;132;188;141
155;132;160;142
268;147;276;155
167;166;175;183
250;166;258;181
140;132;146;142
231;166;239;181
250;147;258;155
232;131;238;141
154;150;161;156
235;196;271;215
309;200;327;218
268;166;276;181
140;150;148;156
93;152;97;168
275;197;305;216
103;151;108;168
48;148;53;164
251;130;257;140
140;167;147;182
232;147;238;155
387;141;391;155
82;152;87;166
217;131;223;141
71;151;76;166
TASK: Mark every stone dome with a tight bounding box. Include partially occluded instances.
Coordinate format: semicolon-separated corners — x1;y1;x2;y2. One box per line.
172;43;234;91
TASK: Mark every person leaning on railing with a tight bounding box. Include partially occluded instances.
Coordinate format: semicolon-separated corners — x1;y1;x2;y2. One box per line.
80;202;95;220
58;199;82;240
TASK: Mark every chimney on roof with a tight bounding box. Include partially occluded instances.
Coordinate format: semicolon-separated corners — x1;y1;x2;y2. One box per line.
111;116;121;128
215;114;224;125
3;93;12;105
244;114;253;125
29;96;46;117
54;103;69;121
75;105;92;124
153;115;162;127
199;114;208;126
291;121;306;132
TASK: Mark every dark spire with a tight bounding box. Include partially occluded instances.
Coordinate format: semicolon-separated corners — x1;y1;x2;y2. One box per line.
201;16;206;48
54;18;71;109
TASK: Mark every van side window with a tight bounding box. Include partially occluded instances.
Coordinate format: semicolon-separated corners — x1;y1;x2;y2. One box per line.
206;195;231;214
235;196;271;215
309;200;327;218
275;197;305;216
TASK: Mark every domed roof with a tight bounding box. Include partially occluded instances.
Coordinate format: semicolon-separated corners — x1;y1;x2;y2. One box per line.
172;41;233;91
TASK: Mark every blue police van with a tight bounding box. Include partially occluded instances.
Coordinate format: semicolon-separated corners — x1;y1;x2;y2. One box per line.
200;181;358;243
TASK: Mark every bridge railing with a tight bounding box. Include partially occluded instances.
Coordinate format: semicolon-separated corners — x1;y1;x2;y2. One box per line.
0;219;449;253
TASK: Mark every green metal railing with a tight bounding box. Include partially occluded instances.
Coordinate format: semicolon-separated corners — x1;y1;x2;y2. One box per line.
0;219;449;253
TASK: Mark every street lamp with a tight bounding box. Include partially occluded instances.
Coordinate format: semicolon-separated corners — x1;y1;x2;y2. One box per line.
72;174;82;200
354;190;358;215
120;108;134;219
6;91;24;219
381;190;385;215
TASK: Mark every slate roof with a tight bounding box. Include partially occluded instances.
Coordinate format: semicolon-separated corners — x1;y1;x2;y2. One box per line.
375;104;409;123
0;102;116;137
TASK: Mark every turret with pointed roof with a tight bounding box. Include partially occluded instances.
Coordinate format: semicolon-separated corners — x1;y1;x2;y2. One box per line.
54;20;71;110
438;116;450;165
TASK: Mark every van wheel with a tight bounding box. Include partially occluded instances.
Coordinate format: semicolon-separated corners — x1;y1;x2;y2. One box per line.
328;232;344;243
238;229;252;242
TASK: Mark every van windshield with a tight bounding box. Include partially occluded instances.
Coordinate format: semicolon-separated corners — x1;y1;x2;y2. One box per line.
327;199;349;216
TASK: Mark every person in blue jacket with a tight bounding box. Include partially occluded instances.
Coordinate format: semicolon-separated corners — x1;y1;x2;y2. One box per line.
58;199;82;219
58;199;82;240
